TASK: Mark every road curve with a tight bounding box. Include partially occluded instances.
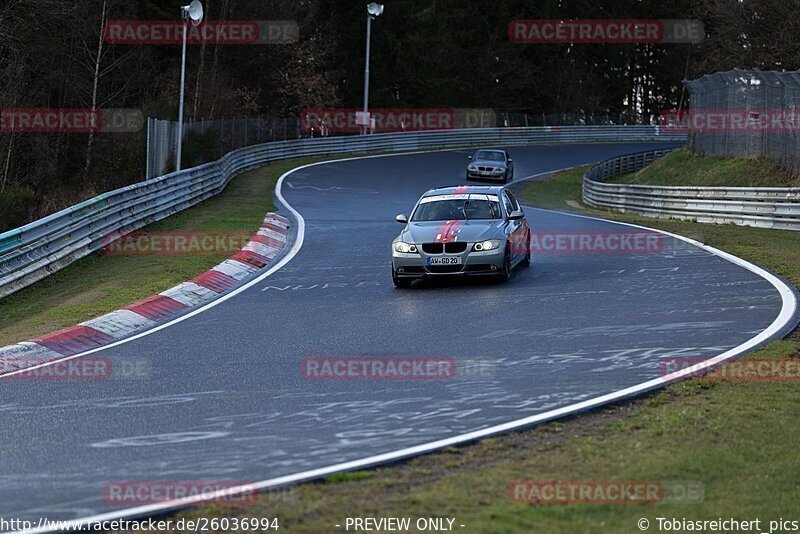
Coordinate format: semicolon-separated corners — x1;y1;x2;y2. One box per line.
1;142;796;525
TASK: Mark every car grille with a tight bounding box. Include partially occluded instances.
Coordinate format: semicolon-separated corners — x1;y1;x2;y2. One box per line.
423;242;467;254
478;166;495;172
444;242;467;254
427;265;463;274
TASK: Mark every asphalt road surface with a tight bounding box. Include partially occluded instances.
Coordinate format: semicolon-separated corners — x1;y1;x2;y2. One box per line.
1;142;795;524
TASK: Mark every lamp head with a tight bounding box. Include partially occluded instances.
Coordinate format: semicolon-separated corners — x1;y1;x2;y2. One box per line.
181;0;204;26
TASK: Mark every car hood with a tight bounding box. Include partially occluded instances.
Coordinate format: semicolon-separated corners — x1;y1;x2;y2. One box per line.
471;159;507;167
400;220;505;244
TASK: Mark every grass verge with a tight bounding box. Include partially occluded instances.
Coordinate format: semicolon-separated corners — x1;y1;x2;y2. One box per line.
611;147;799;187
146;153;800;532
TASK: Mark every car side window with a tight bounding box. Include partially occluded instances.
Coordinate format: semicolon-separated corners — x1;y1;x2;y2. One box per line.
501;192;514;216
506;191;521;212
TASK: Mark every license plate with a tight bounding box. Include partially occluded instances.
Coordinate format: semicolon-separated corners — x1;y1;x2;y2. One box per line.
427;256;462;266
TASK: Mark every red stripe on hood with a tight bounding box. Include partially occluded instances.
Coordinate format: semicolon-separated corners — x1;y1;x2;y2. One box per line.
435;219;463;243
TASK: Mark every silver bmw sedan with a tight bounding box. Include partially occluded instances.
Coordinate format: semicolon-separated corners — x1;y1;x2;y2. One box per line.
391;185;531;287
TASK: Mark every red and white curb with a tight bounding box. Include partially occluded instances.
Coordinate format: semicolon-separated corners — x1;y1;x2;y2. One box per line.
0;213;290;374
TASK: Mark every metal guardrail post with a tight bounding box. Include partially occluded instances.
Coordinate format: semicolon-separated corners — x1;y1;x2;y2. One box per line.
146;118;152;181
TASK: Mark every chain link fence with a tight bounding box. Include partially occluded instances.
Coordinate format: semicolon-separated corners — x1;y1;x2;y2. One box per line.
146;116;302;179
684;69;800;170
502;112;658;127
146;110;658;179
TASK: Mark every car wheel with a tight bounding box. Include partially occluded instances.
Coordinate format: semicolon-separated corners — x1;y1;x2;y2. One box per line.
499;245;512;282
392;269;412;288
502;171;509;184
522;231;531;268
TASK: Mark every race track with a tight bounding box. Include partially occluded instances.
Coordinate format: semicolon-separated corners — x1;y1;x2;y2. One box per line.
1;142;796;525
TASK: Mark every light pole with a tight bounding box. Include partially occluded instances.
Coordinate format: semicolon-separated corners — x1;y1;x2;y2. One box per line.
176;1;204;171
361;3;384;135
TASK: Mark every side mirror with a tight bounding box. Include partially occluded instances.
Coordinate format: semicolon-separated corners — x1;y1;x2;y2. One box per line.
507;158;513;163
396;214;408;224
467;155;473;160
508;210;524;221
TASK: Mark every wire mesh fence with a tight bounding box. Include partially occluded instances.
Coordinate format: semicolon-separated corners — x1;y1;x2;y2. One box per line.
146;110;659;179
146;116;302;179
683;69;800;170
502;112;659;127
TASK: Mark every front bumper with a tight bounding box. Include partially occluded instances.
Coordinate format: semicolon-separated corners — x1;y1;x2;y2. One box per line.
392;246;504;278
467;169;506;181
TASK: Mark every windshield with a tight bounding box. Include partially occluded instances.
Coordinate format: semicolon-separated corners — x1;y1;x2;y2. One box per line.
474;151;505;162
411;195;502;221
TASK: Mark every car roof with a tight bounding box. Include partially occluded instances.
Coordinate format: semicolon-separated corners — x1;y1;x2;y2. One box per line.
422;185;506;197
473;148;506;153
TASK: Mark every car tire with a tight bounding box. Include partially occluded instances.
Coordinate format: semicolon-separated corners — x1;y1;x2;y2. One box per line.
502;171;509;184
522;231;531;268
499;245;512;282
392;269;412;288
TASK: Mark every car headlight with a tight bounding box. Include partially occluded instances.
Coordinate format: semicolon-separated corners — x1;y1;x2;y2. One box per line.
467;164;478;171
492;168;505;174
473;240;501;251
394;242;418;253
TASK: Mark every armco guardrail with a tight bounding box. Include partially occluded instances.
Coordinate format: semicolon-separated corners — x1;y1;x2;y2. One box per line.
0;126;684;299
583;149;800;231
